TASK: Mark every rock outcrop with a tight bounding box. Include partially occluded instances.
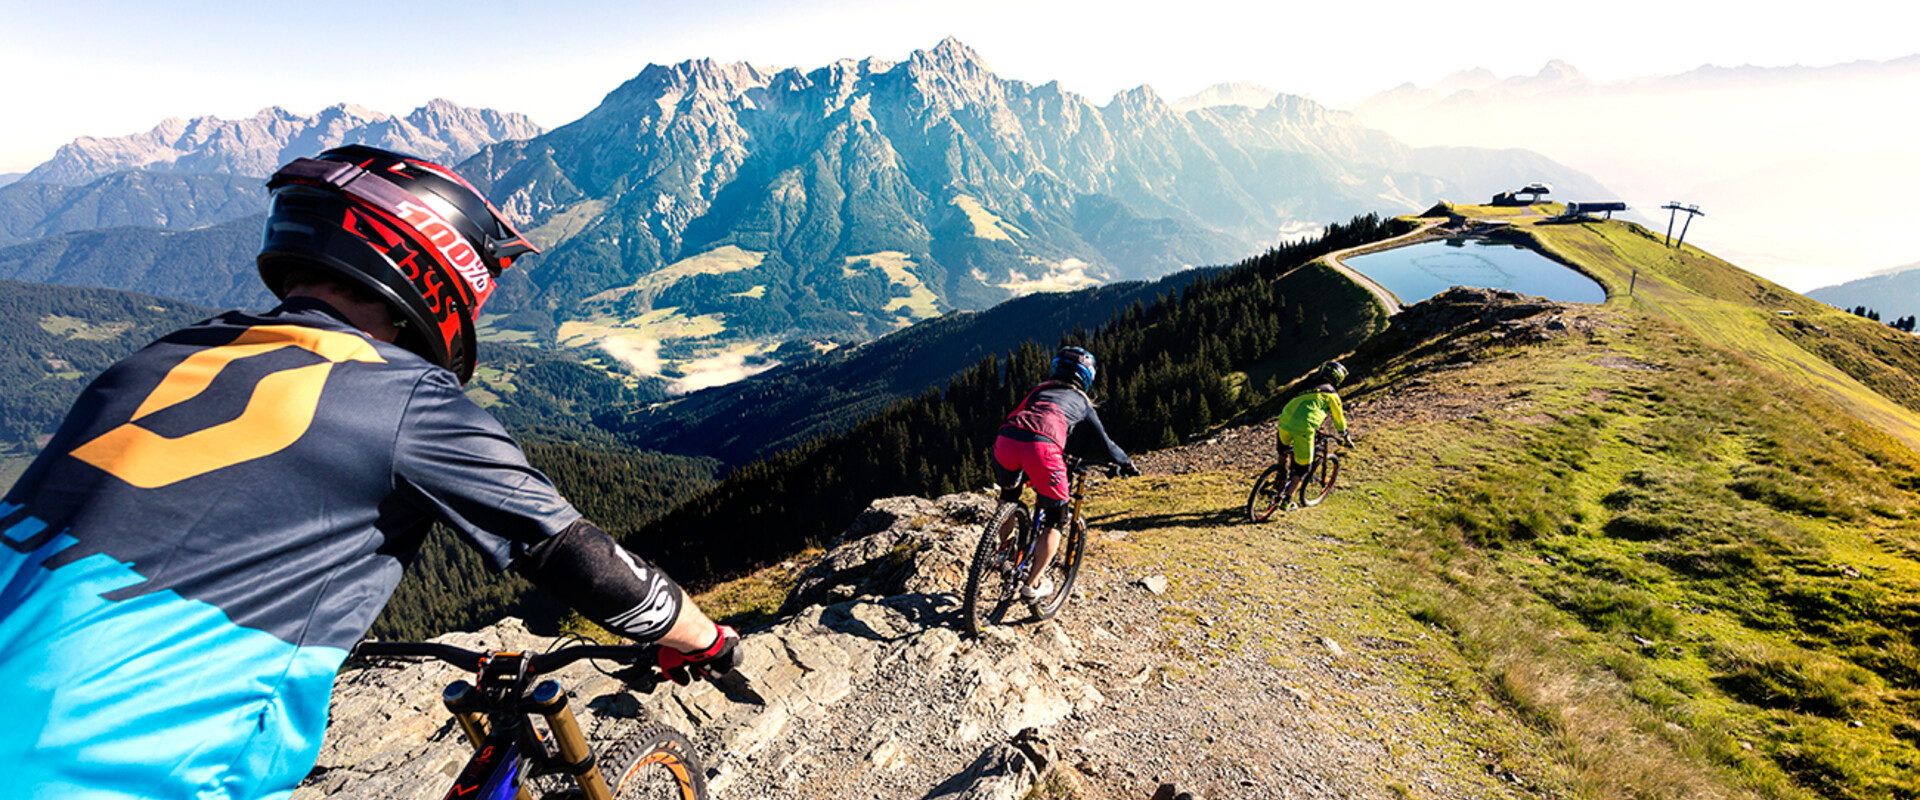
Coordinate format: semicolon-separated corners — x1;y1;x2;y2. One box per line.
298;492;1095;800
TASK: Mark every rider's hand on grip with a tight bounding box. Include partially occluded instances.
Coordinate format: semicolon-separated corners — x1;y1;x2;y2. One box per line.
656;624;742;686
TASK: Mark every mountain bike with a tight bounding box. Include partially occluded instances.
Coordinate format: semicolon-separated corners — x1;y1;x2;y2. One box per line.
963;457;1115;636
1246;433;1347;522
349;639;706;800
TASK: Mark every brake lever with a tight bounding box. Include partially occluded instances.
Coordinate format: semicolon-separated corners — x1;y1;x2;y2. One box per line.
610;659;666;694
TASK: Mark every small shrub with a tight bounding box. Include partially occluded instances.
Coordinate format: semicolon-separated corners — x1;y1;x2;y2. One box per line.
1539;574;1679;637
1729;464;1853;520
1603;513;1687;541
1707;641;1877;718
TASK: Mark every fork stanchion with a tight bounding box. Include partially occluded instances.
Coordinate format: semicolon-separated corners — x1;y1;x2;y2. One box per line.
441;680;489;749
528;679;614;800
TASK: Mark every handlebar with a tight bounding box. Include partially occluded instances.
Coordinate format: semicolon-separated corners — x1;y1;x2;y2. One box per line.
351;640;661;676
1065;457;1123;477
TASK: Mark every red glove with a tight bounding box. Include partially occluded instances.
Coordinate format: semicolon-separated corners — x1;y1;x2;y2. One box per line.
656;624;741;685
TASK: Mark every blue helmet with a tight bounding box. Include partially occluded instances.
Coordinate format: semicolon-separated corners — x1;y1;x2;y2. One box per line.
1051;346;1096;391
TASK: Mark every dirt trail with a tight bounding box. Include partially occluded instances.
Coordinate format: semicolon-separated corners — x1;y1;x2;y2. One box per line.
1018;410;1553;800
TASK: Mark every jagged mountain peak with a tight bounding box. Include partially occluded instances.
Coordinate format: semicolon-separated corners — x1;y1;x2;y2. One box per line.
925;36;991;71
894;38;1008;115
1536;59;1584;80
1109;84;1167;108
904;37;1000;89
616;58;774;102
1104;85;1177;126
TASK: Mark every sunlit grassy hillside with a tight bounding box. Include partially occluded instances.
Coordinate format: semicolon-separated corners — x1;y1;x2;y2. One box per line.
695;208;1920;799
1319;209;1920;798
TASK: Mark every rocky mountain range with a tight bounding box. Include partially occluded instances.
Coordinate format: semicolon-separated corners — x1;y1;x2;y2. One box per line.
475;38;1605;298
0;39;1609;391
22;98;542;185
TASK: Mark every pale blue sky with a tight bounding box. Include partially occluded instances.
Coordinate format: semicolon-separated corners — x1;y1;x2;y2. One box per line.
2;0;1915;173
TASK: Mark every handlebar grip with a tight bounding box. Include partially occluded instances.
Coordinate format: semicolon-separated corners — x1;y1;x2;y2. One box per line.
352;641;488;670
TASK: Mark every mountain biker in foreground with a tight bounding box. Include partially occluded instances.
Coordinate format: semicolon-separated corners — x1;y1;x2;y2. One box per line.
992;346;1140;602
0;146;740;799
1275;360;1353;507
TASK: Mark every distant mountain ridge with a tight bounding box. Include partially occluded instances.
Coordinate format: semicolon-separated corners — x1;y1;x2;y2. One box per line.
1808;262;1920;322
0;215;270;309
23;99;542;185
0;171;264;248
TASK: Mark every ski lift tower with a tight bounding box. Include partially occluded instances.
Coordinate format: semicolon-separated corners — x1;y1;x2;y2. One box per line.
1661;202;1704;248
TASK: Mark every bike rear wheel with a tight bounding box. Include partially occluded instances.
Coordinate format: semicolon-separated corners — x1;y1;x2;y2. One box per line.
962;503;1026;636
1031;515;1087;621
603;724;707;800
1246;464;1286;522
1297;455;1340;507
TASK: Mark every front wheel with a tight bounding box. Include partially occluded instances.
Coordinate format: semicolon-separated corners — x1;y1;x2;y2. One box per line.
602;724;707;800
1297;455;1340;507
1031;516;1087;621
1246;464;1286;522
962;503;1025;636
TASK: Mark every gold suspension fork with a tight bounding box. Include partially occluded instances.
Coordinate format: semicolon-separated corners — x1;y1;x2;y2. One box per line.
442;680;489;748
443;682;537;800
528;679;614;800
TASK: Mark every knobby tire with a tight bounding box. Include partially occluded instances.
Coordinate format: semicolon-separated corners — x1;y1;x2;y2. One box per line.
602;724;706;800
962;503;1025;637
1298;455;1340;507
1246;464;1286;522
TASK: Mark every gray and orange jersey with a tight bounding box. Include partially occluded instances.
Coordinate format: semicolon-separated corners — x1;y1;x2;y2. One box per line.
0;298;593;797
999;380;1132;467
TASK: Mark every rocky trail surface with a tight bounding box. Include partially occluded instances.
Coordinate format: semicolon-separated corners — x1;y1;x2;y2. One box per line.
300;290;1591;800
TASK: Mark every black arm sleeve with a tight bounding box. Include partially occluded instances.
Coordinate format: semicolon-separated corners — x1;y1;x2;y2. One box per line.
512;519;686;642
1073;404;1133;466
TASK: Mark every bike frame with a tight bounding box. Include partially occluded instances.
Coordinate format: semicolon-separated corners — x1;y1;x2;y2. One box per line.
1007;459;1095;563
353;642;659;800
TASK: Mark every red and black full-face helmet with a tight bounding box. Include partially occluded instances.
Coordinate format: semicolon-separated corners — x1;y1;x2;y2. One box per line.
258;145;537;383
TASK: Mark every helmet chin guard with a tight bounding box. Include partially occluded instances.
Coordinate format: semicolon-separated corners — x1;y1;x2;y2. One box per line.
258;145;536;383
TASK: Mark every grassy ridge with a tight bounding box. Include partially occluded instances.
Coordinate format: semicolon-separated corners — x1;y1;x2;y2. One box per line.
1505;209;1920;448
1337;212;1920;797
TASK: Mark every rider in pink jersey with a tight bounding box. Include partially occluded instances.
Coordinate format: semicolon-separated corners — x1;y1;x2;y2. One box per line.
992;347;1138;601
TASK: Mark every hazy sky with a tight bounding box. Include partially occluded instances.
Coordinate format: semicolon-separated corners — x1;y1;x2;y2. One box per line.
2;0;1914;174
